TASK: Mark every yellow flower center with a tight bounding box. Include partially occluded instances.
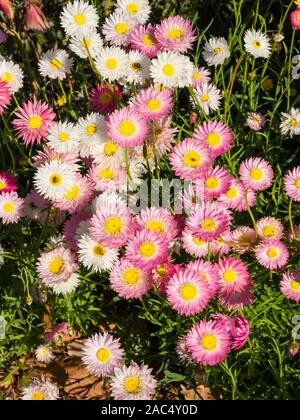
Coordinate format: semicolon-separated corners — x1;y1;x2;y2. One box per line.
49;174;62;187
64;185;80;200
291;279;300;291
50;58;62;70
81;38;91;48
193;237;205;246
130;62;142;72
147;99;161;111
57;96;67;106
123;268;141;285
201;334;218;351
180;283;197;301
193;72;201;80
31;391;45;400
127;3;139;14
106;58;118;70
1;72;13;83
295;178;300;189
115;23;129;35
142;34;156;46
86;124;97;135
139;242;156;258
206;132;221;147
201;219;216;232
104;142;118;156
58;132;69;142
163;64;175;76
183;151;202;168
99;92;113;104
99;168;114;180
167;28;184;39
49;257;64;274
74;13;86;25
296;12;300;23
290;118;298;126
266;247;279;259
28;115;42;130
156;266;167;277
0;181;7;190
146;220;164;233
41;348;50;356
104;217;123;235
223;269;237;283
96;348;111;362
226;187;238;199
123;376;141;394
93;244;106;257
3;202;14;213
119;120;136;137
214;47;221;54
250;168;263;181
263;225;275;237
201;94;209;102
205;177;219;190
253;40;261;48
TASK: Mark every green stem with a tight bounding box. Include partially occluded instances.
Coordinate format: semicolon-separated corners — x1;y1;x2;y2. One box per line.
288;199;296;240
245;190;257;235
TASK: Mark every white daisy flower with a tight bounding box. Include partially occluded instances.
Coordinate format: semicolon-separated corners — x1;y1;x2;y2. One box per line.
95;47;128;82
280;108;300;137
38;49;74;80
0;243;4;267
102;10;135;46
193;82;222;115
202;36;230;66
116;0;151;24
0;59;24;93
34;160;77;201
91;192;127;213
51;272;81;295
78;233;119;273
69;31;103;59
22;378;59;400
92;140;125;167
47;121;80;154
60;0;99;38
77;113;107;158
126;50;151;84
150;51;193;88
244;29;271;59
35;345;54;364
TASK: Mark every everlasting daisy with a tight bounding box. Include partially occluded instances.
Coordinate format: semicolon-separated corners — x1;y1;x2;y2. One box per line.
218;287;254;310
186;320;232;366
231;226;256;254
126;50;151;84
54;174;93;214
219;178;256;212
182;228;210;258
0;80;11;114
0;59;24;93
13;100;56;146
60;0;99;38
212;314;250;350
34;160;76;201
155;16;196;53
109;258;152;299
217;257;251;295
256;217;284;241
110;361;157;400
150;51;193;88
247;112;266;131
291;8;300;30
103;10;135;46
92;139;124;168
47;121;80;154
50;272;81;295
255;240;289;271
116;0;151;24
77;113;106;158
128;24;161;58
202;37;230;66
193;83;222;115
90;203;136;247
69;32;103;59
244;29;271;59
37;246;77;286
194;120;233;158
133;87;173;121
107;107;149;148
186;259;219;296
95;47;128;82
146;116;177;156
284;166;300;202
167;267;213;316
0;171;17;193
45;323;68;343
135;206;178;242
88;163;137;193
170;138;213;181
22;378;59;400
280;108;300;137
125;229;168;270
35;344;54;364
32;145;80;169
82;332;124;378
201;166;231;200
153;262;182;295
239;157;273;191
280;270;300;303
0;191;23;224
78;233;119;273
89;84;122;114
38;49;73;80
192;66;211;87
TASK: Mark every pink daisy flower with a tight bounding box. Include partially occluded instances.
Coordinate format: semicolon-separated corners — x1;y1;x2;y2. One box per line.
176;334;193;363
37;246;77;286
63;212;91;251
239;157;273;191
201;166;231;200
186;259;219;296
219;178;256;212
54;174;93;214
255;240;289;271
88;164;127;194
154;16;196;53
286;224;300;241
147;116;177;156
284;166;300;202
125;229;168;270
45;322;68;343
218;287;254;310
166;269;212;316
13;100;56;146
32;145;79;169
217;257;251;295
192;66;211;87
152;262;182;295
133;87;173;121
0;80;11;114
231;226;256;254
291;8;300;30
128;24;161;58
170;138;213;181
186;320;232;366
247;112;266;131
210;231;232;257
256;217;284;241
0;191;24;224
107;107;149;148
82;332;124;378
109;258;153;299
89;84;122;114
135;206;178;243
181;228;210;258
89;203;136;248
212;314;250;350
280;270;300;303
0;171;17;193
186;202;231;242
193;120;233;158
